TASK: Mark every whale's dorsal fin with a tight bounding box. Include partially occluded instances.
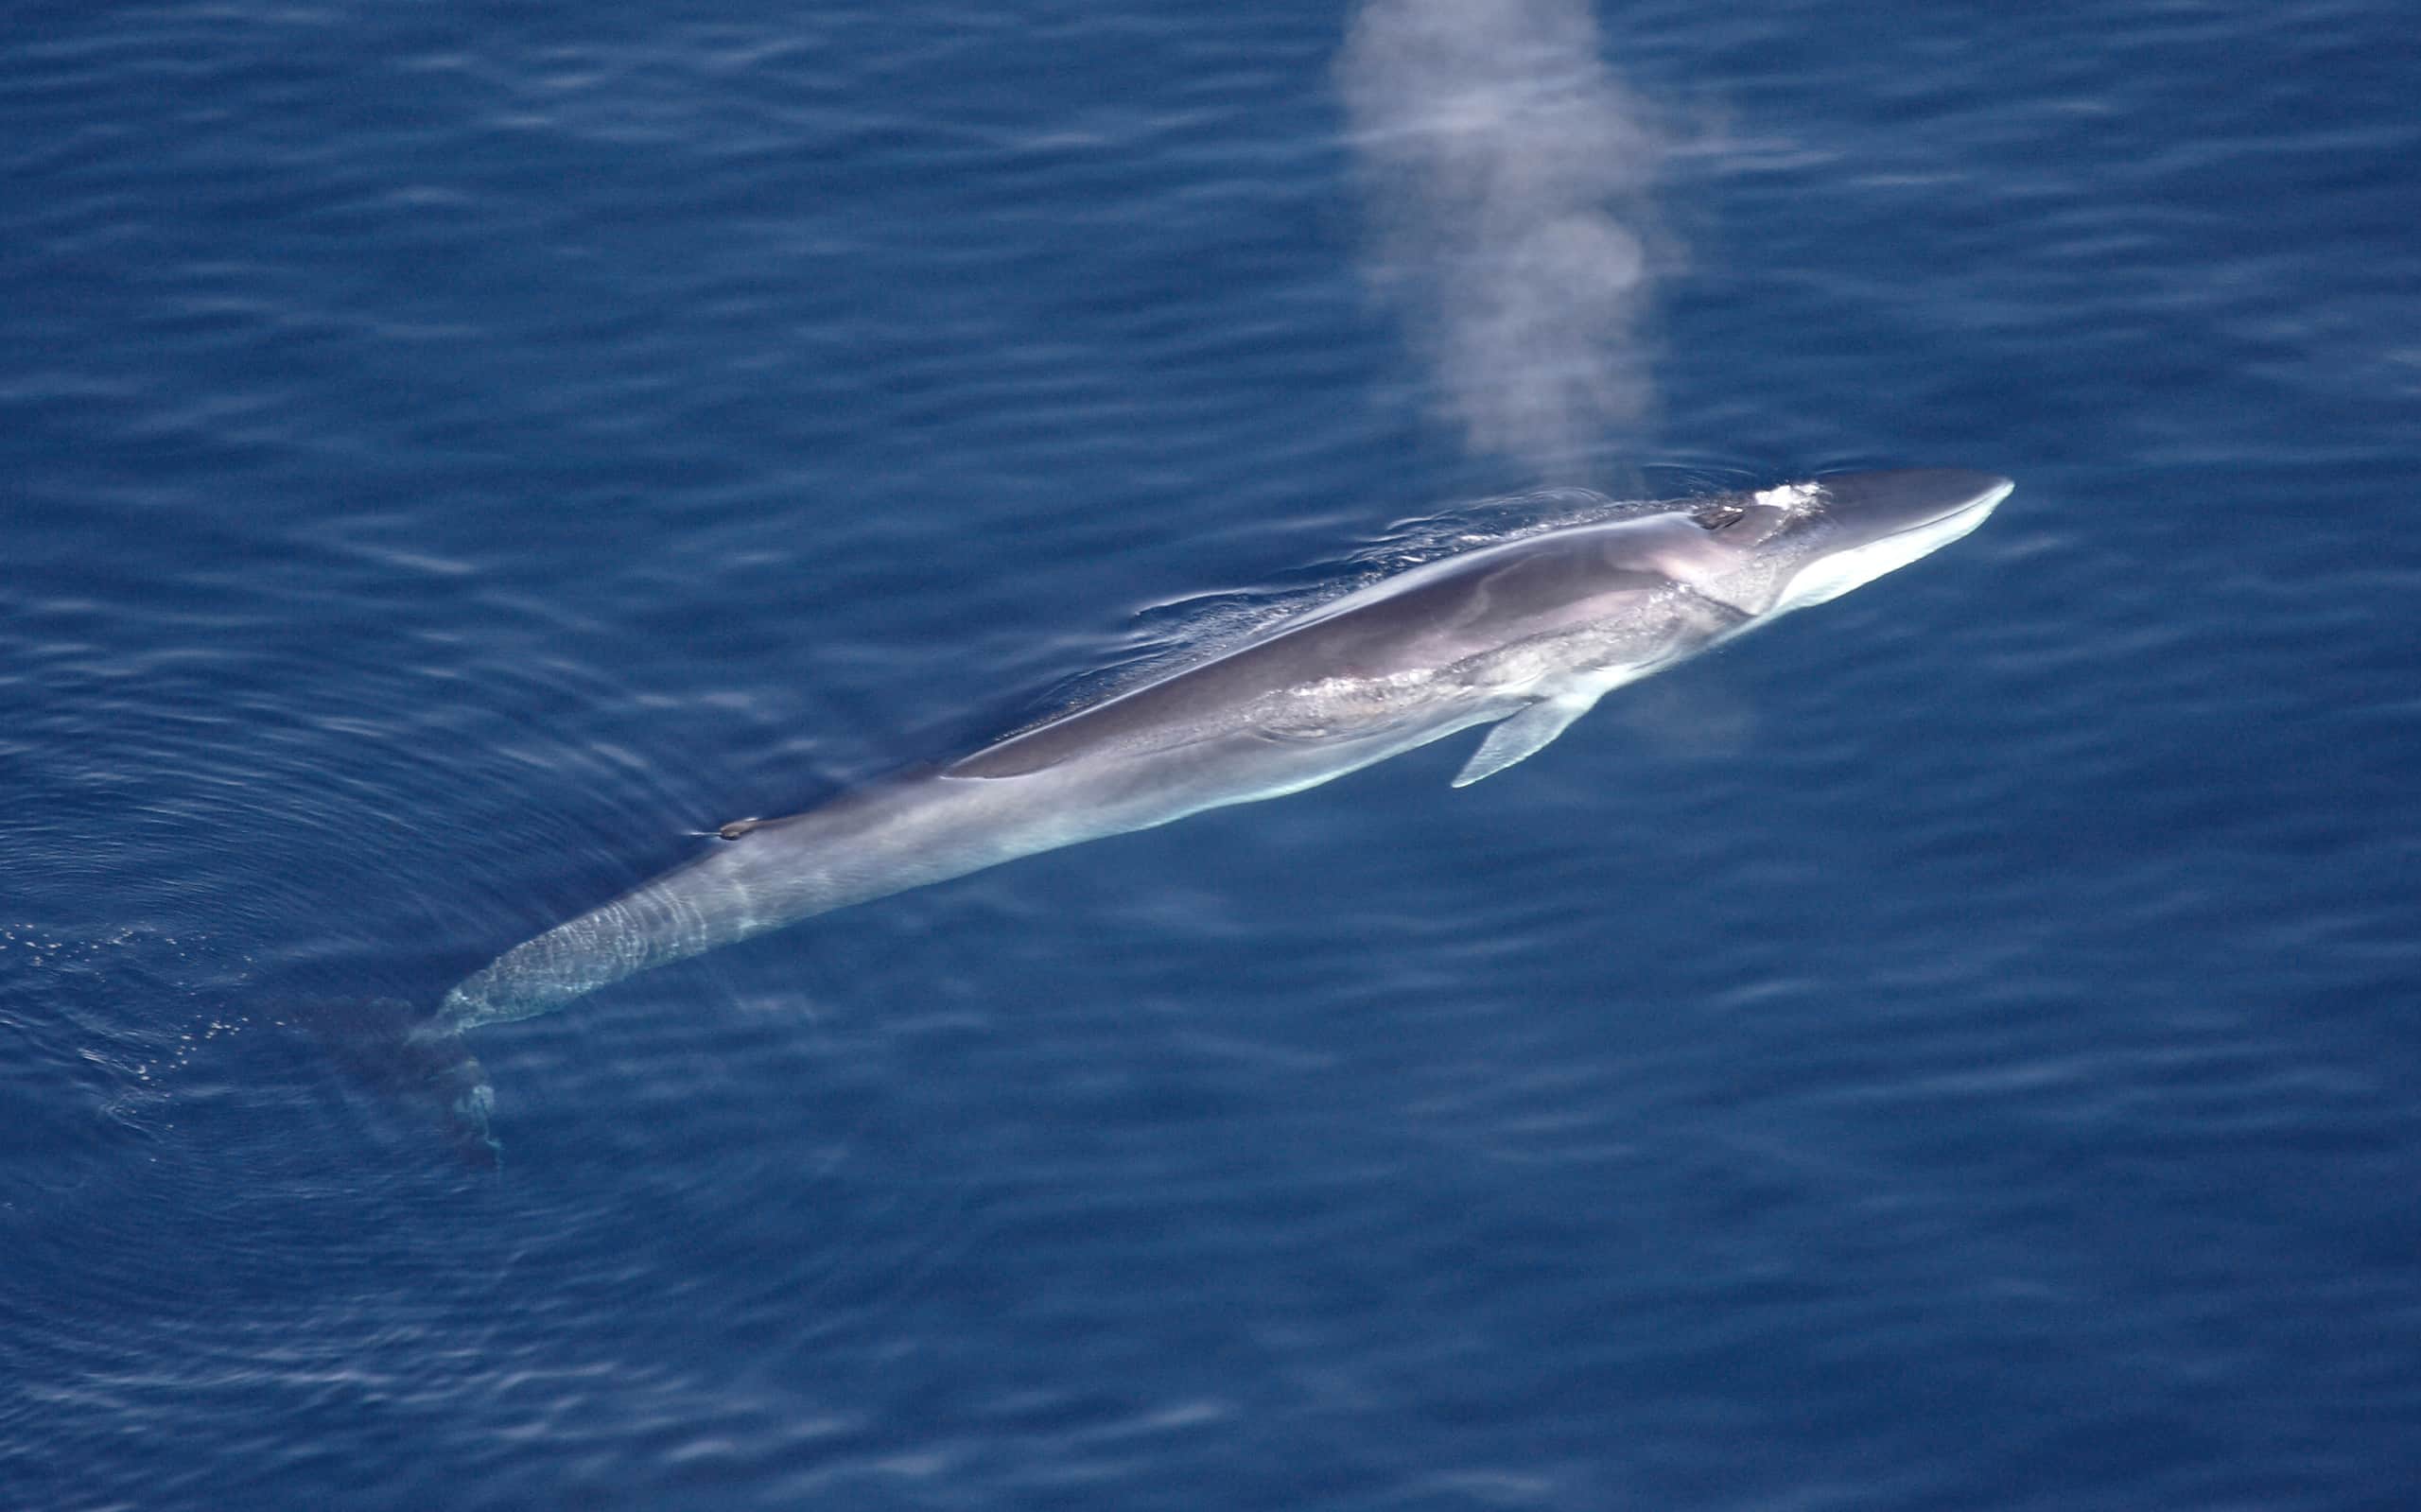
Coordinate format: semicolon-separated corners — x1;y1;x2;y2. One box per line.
1451;698;1593;788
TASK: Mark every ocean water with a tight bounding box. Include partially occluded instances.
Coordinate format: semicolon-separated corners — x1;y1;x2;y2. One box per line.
5;1;2418;1508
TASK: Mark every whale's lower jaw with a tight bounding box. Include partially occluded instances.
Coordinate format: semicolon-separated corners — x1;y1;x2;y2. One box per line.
1772;480;2009;613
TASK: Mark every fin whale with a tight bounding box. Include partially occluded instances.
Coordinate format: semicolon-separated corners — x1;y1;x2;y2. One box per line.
440;470;2010;1033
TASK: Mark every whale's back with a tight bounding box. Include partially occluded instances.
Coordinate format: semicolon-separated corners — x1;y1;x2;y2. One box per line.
951;536;1667;779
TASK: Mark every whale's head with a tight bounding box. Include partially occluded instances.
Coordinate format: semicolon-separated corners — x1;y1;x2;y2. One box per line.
1679;469;2012;620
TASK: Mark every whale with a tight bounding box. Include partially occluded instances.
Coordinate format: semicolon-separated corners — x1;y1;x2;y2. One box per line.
435;469;2009;1035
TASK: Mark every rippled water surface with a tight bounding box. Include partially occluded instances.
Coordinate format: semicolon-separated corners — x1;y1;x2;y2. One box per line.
5;2;2418;1508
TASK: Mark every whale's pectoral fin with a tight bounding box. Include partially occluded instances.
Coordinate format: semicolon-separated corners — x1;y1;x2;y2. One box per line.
1451;698;1594;788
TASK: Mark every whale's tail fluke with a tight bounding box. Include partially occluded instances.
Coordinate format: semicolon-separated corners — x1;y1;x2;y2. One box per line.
288;997;501;1167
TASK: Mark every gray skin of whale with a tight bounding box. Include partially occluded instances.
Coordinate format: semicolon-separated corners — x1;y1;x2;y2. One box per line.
439;469;2010;1032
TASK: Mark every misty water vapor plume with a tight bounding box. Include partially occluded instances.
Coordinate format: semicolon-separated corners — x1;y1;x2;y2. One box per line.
1340;0;1671;481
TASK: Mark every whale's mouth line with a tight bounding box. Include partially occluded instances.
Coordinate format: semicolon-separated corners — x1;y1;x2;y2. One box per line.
1768;478;2011;616
1827;478;2012;546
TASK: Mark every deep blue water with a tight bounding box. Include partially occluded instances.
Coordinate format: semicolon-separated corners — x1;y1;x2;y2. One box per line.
5;1;2419;1507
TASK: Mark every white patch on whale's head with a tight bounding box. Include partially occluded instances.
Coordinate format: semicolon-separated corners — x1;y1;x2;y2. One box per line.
1750;482;1824;516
